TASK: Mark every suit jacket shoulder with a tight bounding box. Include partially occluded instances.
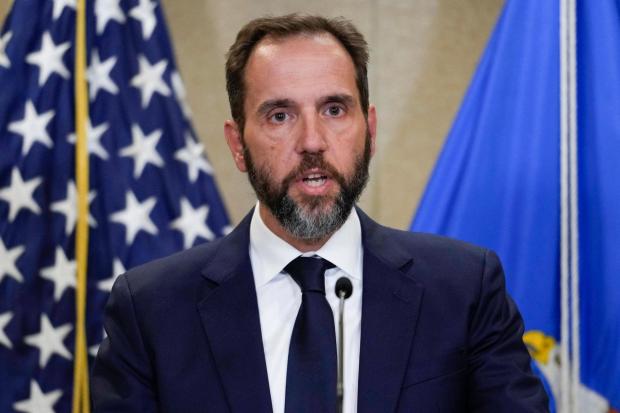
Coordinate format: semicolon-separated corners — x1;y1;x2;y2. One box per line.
118;209;253;306
92;211;265;413
358;208;491;298
355;208;549;412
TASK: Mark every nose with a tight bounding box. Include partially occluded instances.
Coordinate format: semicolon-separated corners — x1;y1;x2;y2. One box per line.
296;111;327;154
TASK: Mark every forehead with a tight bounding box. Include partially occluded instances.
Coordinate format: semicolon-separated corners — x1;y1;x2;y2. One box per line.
243;33;358;106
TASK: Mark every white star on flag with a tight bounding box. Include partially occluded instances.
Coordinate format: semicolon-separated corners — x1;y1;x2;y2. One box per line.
87;49;118;101
52;0;76;20
40;247;76;302
0;168;42;222
130;55;170;108
129;0;157;40
12;380;62;413
0;239;25;284
95;0;126;34
23;314;72;369
110;191;158;245
120;124;164;178
97;258;126;293
8;100;55;156
51;181;97;236
175;133;213;182
0;312;13;349
25;31;70;86
0;31;12;69
67;118;110;160
171;71;192;119
170;198;214;249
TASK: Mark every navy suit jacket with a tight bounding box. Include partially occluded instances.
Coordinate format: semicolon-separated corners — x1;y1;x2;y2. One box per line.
91;209;549;412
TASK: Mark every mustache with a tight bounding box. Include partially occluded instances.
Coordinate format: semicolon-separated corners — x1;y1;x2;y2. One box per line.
280;153;347;190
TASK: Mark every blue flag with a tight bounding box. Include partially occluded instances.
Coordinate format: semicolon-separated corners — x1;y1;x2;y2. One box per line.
412;0;618;411
0;1;230;412
577;0;620;409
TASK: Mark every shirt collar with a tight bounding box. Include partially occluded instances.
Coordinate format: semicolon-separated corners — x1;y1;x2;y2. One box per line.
314;208;362;281
249;203;363;287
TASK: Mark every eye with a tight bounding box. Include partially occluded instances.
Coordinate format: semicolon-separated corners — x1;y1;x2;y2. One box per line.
325;105;344;117
269;111;289;123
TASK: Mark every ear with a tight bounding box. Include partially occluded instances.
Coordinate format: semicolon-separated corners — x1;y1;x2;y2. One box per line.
224;119;248;173
367;104;377;157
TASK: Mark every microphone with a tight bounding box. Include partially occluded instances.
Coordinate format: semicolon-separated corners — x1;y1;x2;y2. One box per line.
335;277;353;413
335;277;353;299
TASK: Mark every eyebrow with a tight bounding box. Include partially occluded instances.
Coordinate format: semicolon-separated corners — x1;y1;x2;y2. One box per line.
318;94;356;108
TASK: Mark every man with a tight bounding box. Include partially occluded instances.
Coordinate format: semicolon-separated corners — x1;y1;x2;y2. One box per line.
92;14;549;412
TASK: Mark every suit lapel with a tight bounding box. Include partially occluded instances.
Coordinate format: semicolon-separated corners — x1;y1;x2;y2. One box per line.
356;210;425;413
197;211;273;413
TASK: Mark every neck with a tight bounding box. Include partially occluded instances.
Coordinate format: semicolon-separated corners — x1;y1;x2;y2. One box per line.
258;203;332;252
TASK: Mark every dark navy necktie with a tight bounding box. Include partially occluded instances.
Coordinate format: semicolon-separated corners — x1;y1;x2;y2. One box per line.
284;256;337;413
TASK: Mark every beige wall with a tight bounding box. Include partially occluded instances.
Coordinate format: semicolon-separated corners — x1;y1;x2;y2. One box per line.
0;3;8;23
0;0;503;229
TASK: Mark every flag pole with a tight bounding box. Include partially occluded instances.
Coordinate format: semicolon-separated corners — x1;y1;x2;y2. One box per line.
72;0;91;411
560;0;579;410
559;0;572;409
567;0;581;408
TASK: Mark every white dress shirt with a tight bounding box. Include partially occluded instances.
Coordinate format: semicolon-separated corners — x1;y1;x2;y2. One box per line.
249;204;363;413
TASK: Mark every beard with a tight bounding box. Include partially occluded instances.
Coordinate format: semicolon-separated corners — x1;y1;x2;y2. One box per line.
244;132;371;243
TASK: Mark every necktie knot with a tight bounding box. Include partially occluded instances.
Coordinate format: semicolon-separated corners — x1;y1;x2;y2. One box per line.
285;256;335;294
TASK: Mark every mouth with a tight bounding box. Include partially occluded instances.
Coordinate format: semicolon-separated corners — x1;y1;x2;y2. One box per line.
302;173;328;187
294;169;333;195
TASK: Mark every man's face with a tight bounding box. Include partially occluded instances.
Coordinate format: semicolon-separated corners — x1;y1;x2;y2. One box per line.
226;33;376;242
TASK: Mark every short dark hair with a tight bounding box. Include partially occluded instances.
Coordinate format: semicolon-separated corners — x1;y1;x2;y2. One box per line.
225;14;369;132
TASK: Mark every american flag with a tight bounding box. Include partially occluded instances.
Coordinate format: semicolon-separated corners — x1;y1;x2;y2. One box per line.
0;1;230;412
